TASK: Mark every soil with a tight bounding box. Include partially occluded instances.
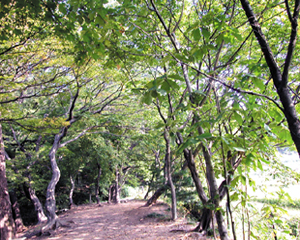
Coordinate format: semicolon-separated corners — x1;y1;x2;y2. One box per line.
15;200;213;240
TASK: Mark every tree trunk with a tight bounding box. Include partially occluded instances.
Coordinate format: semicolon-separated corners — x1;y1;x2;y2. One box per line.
177;132;209;204
108;185;112;204
9;190;24;233
145;185;168;206
24;181;47;223
114;168;120;204
164;128;177;220
194;207;213;232
0;122;15;240
42;128;67;233
143;174;154;200
201;139;229;240
177;130;229;239
69;175;75;209
95;163;101;205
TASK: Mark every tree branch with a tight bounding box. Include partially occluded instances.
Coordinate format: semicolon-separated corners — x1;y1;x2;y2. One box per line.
282;0;300;86
59;126;95;148
239;0;282;89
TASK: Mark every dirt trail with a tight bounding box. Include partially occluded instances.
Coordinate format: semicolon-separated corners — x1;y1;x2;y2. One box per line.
18;200;210;240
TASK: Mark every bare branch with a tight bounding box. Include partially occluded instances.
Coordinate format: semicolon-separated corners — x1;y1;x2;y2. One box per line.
59;126;95;148
285;0;293;22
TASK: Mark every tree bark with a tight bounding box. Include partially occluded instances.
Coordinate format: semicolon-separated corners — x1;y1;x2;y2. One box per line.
0;122;15;240
42;127;68;233
9;190;24;233
164;128;177;220
69;175;75;209
28;186;48;224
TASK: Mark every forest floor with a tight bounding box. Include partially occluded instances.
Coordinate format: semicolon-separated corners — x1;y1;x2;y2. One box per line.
16;200;214;240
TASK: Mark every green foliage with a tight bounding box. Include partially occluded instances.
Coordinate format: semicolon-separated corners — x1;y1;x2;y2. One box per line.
253;198;300;210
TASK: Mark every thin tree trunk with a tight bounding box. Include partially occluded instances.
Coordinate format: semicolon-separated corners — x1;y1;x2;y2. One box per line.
42;128;68;233
69;175;75;209
143;174;154;200
164;128;177;220
0;122;15;240
108;185;112;204
95;163;101;205
25;179;47;223
115;168;120;204
177;133;209;204
201;139;229;240
9;190;24;233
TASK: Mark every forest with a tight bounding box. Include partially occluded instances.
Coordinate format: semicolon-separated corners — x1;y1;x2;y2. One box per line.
0;0;300;239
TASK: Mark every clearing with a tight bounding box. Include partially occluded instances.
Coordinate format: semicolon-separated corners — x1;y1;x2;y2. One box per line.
17;200;211;240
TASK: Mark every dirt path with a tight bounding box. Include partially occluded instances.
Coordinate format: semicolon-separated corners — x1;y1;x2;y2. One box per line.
18;200;210;240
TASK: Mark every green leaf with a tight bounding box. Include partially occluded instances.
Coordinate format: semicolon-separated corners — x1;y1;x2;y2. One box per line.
233;147;247;152
192;28;201;41
240;175;246;185
233;112;243;125
245;155;252;166
167;79;180;90
150;90;158;98
252;78;265;91
232;29;243;41
231;192;239;201
161;80;171;93
202;28;210;40
231;176;239;187
193;49;204;60
176;139;192;154
141;91;152;105
95;15;105;25
195;132;213;141
168;74;185;81
257;160;263;171
274;219;283;224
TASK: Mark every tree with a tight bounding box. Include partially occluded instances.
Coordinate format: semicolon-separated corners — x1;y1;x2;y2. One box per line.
0;118;14;240
239;0;300;156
